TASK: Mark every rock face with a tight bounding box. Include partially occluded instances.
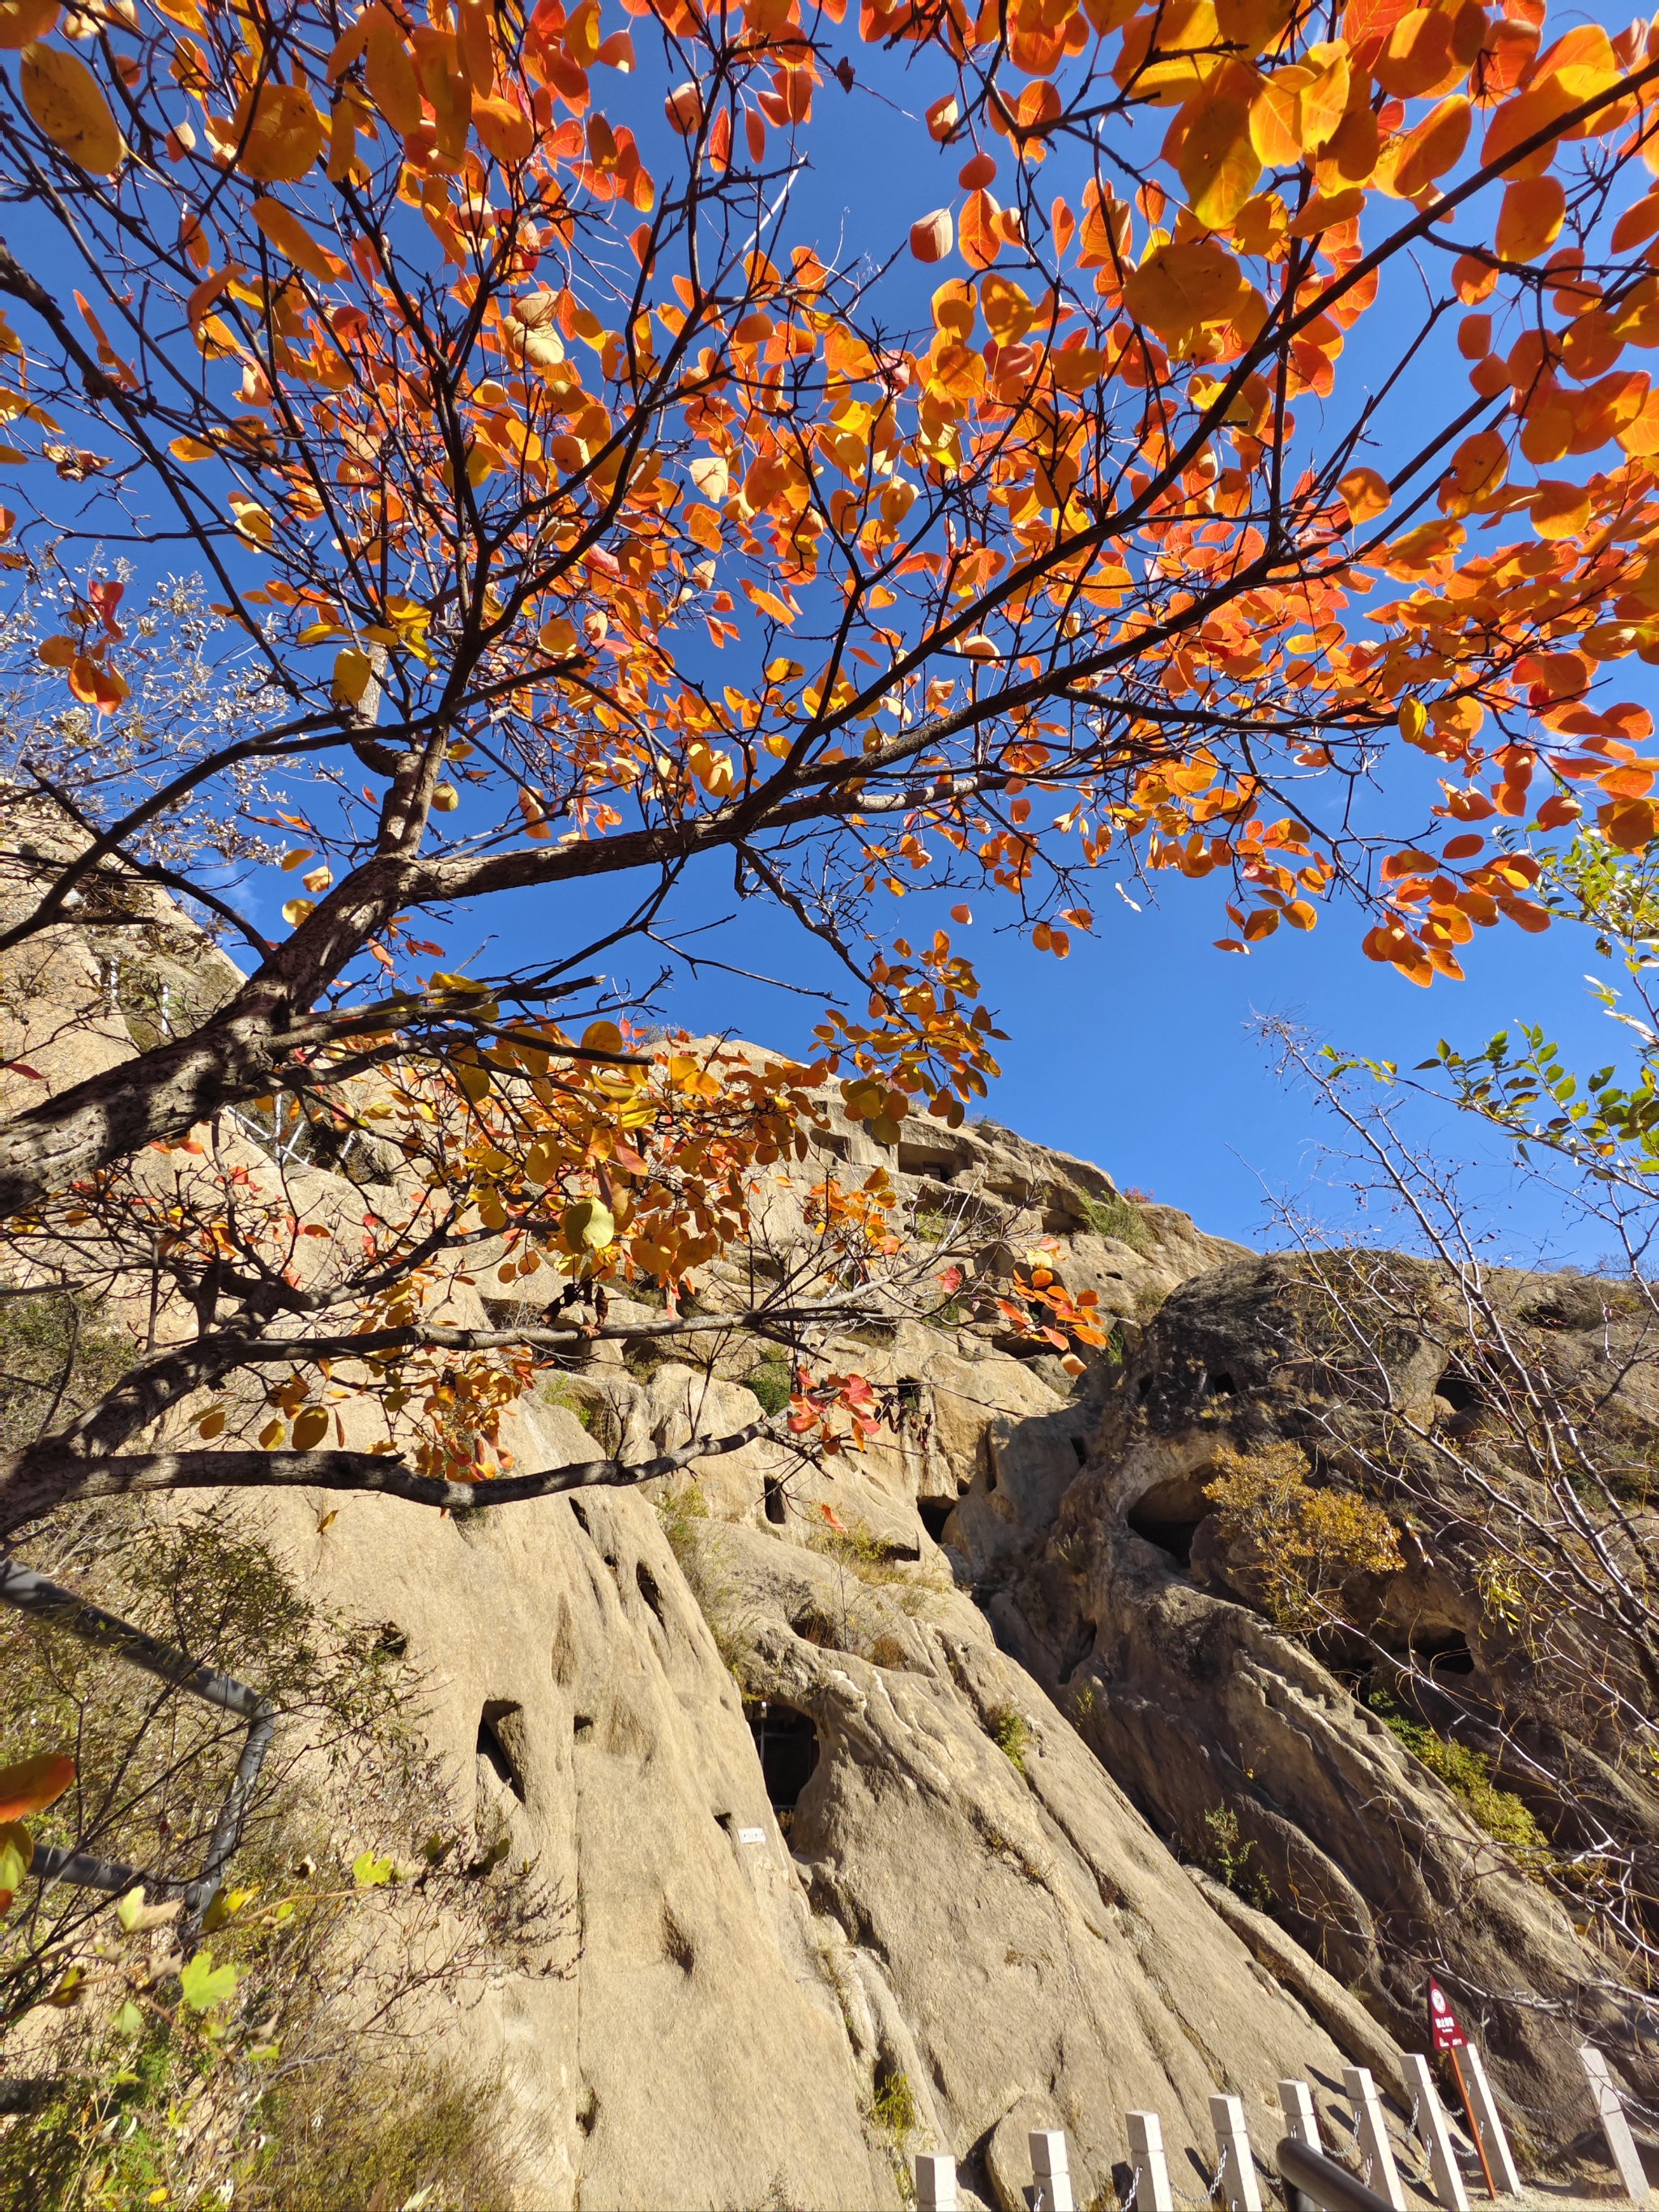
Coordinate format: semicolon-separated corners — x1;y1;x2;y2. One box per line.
962;1254;1659;2134
3;859;1642;2206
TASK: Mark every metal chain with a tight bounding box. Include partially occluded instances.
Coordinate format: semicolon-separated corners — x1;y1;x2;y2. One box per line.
1170;2159;1222;2209
1119;2163;1143;2212
1397;2098;1436;2190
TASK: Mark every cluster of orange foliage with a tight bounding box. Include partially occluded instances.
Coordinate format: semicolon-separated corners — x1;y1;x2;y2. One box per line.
2;0;1659;1511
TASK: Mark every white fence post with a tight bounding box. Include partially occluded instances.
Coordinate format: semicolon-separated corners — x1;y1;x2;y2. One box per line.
915;2151;958;2212
1343;2065;1407;2212
1030;2129;1076;2212
1210;2093;1265;2212
1279;2081;1323;2154
1128;2108;1175;2212
1278;2082;1324;2212
1402;2052;1470;2212
1461;2044;1523;2197
1581;2045;1651;2206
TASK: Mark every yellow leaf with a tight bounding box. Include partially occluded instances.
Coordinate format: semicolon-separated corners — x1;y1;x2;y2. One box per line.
1531;479;1590;539
250;198;347;283
561;1197;616;1253
292;1405;331;1451
1124;239;1247;343
228;494;272;546
1384;95;1470;202
332;646;373;706
581;1019;624;1056
36;634;75;667
0;1820;31;1910
365;4;423;137
20;41;122;175
1248;69;1305;167
1298;43;1350;151
472;93;533;164
1496;176;1566;264
0;1753;73;1822
197;1404;226;1438
169;434;215;462
1178;94;1261;230
234;83;324;185
281;897;316;927
0;1;58;49
1339;467;1389;523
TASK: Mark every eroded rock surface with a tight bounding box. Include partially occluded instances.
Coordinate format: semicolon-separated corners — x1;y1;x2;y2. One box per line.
1;859;1635;2204
965;1254;1659;2133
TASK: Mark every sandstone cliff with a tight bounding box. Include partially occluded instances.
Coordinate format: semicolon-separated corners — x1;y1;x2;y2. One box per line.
0;858;1645;2209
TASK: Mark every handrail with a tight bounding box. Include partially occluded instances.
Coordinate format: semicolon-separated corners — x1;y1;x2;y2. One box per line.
1276;2135;1402;2212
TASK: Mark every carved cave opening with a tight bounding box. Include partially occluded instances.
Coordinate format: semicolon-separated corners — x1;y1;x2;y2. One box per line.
477;1701;526;1803
918;1496;956;1543
745;1698;820;1831
1125;1473;1212;1569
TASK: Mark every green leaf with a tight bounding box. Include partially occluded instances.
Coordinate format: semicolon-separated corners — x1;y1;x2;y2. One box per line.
0;1822;31;1898
116;1886;145;1933
178;1949;239;2012
113;1998;144;2036
352;1849;395;1889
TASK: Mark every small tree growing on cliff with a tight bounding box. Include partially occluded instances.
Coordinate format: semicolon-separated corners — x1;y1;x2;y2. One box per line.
1261;947;1659;1986
5;0;1659;1528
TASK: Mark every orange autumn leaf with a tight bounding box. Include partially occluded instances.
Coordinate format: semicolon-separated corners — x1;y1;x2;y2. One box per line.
20;40;121;174
1497;176;1567;262
0;1752;74;1823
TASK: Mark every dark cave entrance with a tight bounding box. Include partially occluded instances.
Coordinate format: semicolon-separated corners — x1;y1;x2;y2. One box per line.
918;1497;956;1543
1126;1507;1202;1565
745;1698;820;1828
1125;1473;1211;1568
1412;1629;1477;1680
476;1702;526;1801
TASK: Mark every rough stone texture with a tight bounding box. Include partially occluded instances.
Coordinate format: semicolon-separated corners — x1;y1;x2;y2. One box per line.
1;865;1623;2205
961;1253;1659;2141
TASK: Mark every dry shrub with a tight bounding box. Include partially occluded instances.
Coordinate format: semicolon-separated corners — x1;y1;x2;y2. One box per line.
1204;1442;1402;1635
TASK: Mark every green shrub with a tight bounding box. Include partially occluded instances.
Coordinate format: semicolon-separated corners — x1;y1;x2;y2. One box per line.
747;1362;792;1416
1201;1803;1273;1908
871;2068;919;2144
0;1292;133;1452
0;1510;553;2211
1369;1691;1550;1862
541;1375;595;1430
655;1479;708;1564
1078;1192;1153;1254
988;1707;1030;1773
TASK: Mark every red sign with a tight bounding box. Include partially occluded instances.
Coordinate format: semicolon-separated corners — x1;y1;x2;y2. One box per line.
1429;1977;1467;2052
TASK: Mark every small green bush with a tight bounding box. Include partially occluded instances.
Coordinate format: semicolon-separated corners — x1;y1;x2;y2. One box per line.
747;1362;792;1416
1370;1691;1550;1862
871;2069;919;2144
989;1707;1030;1773
0;1292;133;1452
541;1376;595;1430
1078;1191;1154;1253
1201;1803;1273;1908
